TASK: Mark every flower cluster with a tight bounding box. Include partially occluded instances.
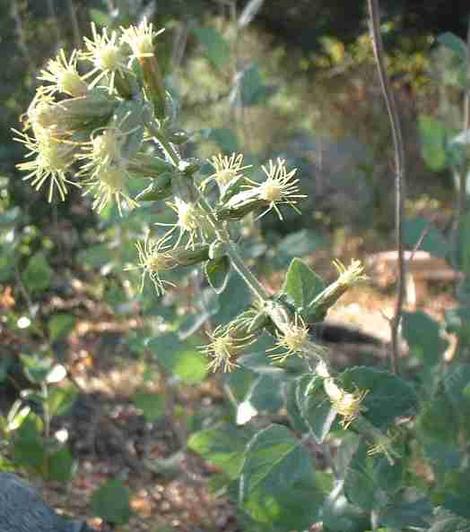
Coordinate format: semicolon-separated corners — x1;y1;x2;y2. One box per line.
15;19;163;212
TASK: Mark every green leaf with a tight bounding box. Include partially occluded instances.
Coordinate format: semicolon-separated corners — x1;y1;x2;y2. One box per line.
112;101;144;159
202;127;239;153
133;392;165;422
0;244;14;282
46;446;74;482
48;313;76;342
215;273;252;325
278;229;325;258
237;64;271;106
13;416;45;473
403;217;449;258
446;306;470;345
22;253;52;293
188;424;252;479
344;443;403;512
379;494;433;529
247;374;283;413
239;424;320;528
148;333;208;384
429;509;470;531
437;33;468;62
321;483;370;532
443;364;470;435
443;363;470;408
418;116;448;171
403;311;447;368
296;375;336;442
340;367;418;429
91;479;132;525
46;386;77;417
19;354;53;384
193;27;230;70
282;258;325;317
205;256;231;294
416;393;460;476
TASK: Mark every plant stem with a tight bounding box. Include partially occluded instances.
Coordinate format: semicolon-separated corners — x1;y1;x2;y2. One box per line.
367;0;406;374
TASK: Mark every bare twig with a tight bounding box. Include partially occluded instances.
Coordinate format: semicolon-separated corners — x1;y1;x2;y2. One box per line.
367;0;406;374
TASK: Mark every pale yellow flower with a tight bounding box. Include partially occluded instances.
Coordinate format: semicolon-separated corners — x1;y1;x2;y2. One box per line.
81;23;128;93
207;153;251;189
82;164;137;215
121;18;164;60
14;130;77;202
270;314;310;362
203;325;253;372
132;234;175;294
38;49;88;97
245;158;306;220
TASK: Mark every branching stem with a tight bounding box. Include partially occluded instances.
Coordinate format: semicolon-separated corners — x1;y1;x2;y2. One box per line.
367;0;406;374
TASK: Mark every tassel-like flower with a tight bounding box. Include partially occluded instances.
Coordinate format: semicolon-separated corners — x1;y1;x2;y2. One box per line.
164;198;208;248
38;49;88;97
81;23;128;93
246;159;305;220
270;314;310;362
14;130;77;202
323;377;367;428
129;235;210;294
82;164;137;215
121;18;164;60
206;153;251;190
203;325;253;372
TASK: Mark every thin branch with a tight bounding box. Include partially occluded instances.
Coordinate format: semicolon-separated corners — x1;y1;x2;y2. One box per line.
367;0;406;374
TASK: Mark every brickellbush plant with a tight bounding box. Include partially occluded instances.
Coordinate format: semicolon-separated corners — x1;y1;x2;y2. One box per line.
13;18;470;532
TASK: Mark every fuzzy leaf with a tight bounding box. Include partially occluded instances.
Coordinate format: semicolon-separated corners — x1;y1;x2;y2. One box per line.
282;258;325;317
239;424;321;528
193;27;230;70
133;392;165;422
403;311;447;367
340;367;418;429
188;424;252;479
295;375;336;442
91;479;132;525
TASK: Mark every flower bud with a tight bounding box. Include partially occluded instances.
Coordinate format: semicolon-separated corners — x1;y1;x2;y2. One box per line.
135;174;172;201
216;188;264;220
127;153;175;177
34;91;117;135
307;260;366;321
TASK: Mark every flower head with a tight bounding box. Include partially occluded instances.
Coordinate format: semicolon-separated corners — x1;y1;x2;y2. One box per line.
82;164;137;215
246;159;305;220
207;153;251;189
333;259;367;286
121;18;164;60
14;130;76;202
131;234;176;294
23;88;57;137
81;23;127;93
165;197;207;248
77;127;124;174
38;49;88;97
203;325;252;373
324;378;367;428
270;314;310;362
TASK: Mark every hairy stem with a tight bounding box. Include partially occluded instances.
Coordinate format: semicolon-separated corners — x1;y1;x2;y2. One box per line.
367;0;406;374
